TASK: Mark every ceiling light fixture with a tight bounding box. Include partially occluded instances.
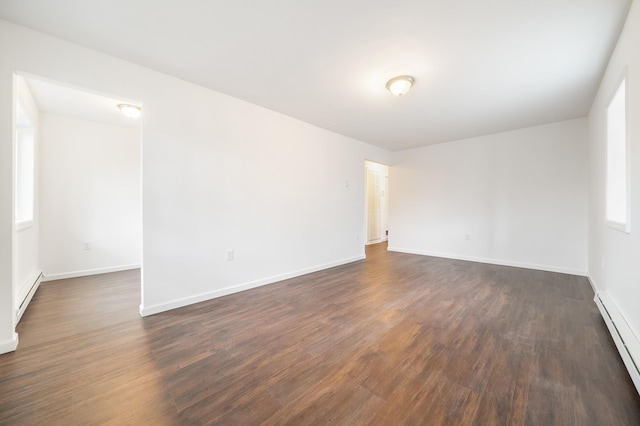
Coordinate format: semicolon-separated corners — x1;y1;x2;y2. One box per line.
386;75;414;96
118;103;142;119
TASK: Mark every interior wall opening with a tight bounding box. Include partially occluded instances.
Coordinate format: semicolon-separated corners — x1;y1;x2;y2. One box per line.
365;160;389;246
12;73;143;332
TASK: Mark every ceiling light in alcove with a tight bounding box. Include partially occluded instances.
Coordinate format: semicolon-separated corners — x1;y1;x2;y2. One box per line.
117;103;142;118
386;75;414;96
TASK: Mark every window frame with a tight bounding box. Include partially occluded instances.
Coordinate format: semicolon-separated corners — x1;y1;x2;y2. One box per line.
15;105;35;231
605;71;631;233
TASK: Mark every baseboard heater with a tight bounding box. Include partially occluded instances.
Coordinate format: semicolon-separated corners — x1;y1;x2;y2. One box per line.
595;291;640;394
16;271;43;323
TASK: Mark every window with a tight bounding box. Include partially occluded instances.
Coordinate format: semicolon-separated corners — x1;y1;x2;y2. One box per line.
15;104;34;227
606;76;629;232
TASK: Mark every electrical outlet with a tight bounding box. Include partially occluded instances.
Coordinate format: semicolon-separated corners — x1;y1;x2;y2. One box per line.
83;242;91;250
226;249;234;261
465;234;471;240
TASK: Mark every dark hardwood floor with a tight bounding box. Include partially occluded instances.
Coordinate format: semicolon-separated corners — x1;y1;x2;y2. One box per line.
2;242;639;425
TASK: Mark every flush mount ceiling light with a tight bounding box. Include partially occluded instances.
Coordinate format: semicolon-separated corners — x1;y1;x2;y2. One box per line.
117;103;142;119
386;75;414;96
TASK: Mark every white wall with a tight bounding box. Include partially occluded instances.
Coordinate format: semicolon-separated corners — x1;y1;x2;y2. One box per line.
0;19;390;351
588;0;640;346
141;88;389;314
389;118;588;275
39;113;141;280
14;76;40;309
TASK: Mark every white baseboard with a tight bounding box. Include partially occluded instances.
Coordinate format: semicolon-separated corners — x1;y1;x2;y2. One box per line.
42;264;141;282
16;270;43;306
586;275;597;295
0;333;19;355
386;246;587;276
594;290;640;394
140;255;365;317
16;270;43;323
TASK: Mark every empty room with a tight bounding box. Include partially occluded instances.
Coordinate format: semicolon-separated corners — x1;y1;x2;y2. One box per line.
1;0;639;424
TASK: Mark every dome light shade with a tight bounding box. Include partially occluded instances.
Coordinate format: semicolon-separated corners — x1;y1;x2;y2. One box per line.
118;103;142;118
386;75;414;96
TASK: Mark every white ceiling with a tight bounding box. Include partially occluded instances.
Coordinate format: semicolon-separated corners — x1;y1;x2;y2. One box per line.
23;77;141;129
0;0;632;151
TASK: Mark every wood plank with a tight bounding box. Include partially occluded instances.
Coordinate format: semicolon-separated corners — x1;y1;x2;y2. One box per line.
1;242;638;424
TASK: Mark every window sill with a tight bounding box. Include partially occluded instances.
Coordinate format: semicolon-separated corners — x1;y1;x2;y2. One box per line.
606;220;630;234
15;220;33;232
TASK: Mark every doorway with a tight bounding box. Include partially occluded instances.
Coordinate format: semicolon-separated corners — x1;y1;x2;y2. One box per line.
365;160;389;245
12;73;143;325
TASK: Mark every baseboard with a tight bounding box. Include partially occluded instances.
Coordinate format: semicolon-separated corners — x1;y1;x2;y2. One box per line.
16;270;43;323
140;255;365;317
386;246;587;276
0;333;19;355
586;275;597;295
594;290;640;394
42;264;141;282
